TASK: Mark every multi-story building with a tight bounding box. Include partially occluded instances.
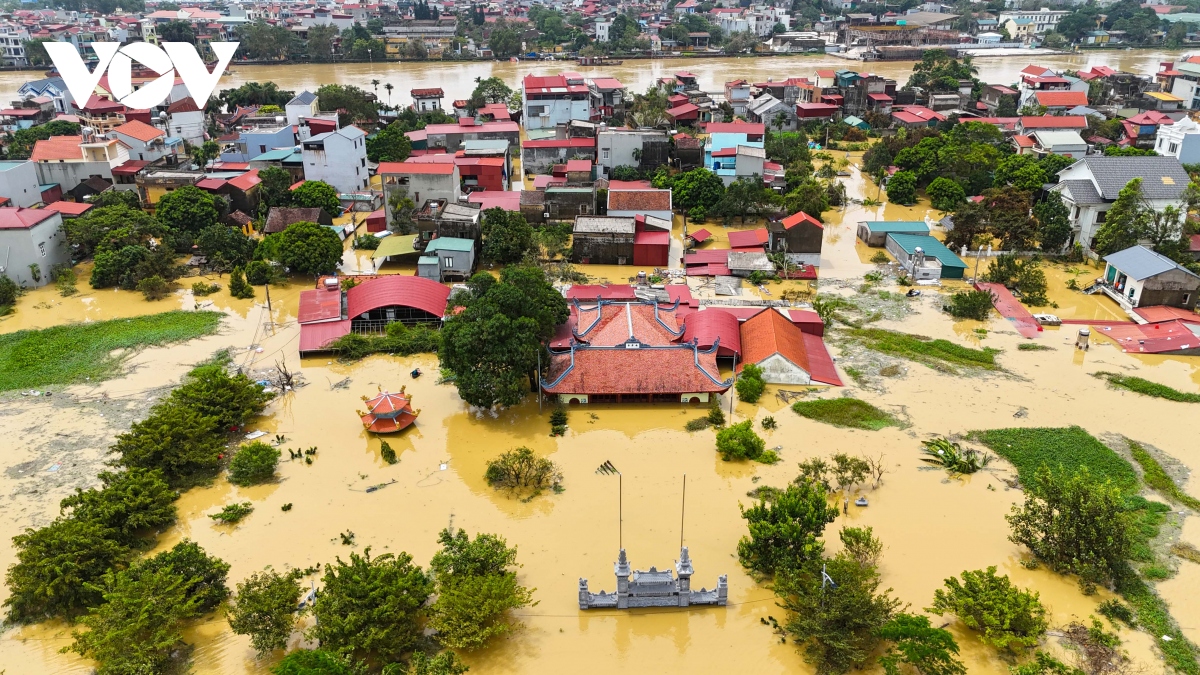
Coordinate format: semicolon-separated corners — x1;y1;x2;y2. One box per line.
301;125;369;192
0;23;31;66
1052;157;1190;251
30;130;130;193
997;8;1069;35
523;72;591;131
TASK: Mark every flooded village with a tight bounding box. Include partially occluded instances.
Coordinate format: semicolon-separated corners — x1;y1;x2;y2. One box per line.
4;14;1200;675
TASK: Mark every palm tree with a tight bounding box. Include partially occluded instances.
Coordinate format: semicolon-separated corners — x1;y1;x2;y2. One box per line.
371;79;380;95
384;82;394;106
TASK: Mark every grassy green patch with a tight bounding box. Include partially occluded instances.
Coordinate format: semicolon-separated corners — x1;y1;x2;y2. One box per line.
1129;440;1200;511
0;311;222;391
1017;343;1054;351
846;327;1000;372
1116;575;1199;675
970;426;1138;493
1094;371;1200;403
791;398;901;431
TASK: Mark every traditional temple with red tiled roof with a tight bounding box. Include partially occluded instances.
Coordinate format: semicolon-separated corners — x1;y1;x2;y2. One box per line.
359;387;419;433
541;299;731;404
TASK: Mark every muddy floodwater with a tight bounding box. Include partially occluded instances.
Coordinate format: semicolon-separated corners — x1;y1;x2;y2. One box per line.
3;88;1200;674
0;49;1195;107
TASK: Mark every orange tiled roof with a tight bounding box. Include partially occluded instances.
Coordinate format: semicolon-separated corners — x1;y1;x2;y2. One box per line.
740;308;813;375
113;119;164;143
30;135;82;161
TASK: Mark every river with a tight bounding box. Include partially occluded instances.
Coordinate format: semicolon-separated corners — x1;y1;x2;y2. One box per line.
0;49;1193;108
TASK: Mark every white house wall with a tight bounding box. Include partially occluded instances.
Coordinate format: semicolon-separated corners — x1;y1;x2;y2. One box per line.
753;353;812;385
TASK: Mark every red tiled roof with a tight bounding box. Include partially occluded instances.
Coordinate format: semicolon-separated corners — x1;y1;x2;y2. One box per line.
543;345;727;394
727;228;768;248
227;169;261;191
0;207;58;229
1019;116;1087;129
167;97;202;114
782;211;822;230
608;189;672;212
299;319;351;353
30;135;82;161
1013;134;1035;148
112;159;150;175
411;88;445;97
298;286;344;323
574;302;680;347
1034;90;1088;107
667;103;700;118
564;159;592;172
703;121;764;135
740;308;841;385
345;275;451;320
689;228;711;243
377;161;456;175
684;250;730;265
682;308;741;357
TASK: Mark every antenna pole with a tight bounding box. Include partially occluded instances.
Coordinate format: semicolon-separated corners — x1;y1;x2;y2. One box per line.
618;472;623;550
680;473;687;550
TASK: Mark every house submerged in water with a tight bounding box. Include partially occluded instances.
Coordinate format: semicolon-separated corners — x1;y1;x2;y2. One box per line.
579;547;728;610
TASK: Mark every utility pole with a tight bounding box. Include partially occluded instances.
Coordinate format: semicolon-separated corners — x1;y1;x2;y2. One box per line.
679;474;687;550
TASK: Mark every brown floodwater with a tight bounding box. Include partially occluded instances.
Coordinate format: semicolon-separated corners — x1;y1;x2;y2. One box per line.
0;49;1193;109
2;126;1199;675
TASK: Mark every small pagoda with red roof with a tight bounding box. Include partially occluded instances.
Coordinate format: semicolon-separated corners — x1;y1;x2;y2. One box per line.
358;386;420;434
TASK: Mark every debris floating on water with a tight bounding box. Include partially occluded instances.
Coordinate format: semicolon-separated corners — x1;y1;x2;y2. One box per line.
595;461;619;475
364;479;397;493
244;430;267;441
855;497;869;507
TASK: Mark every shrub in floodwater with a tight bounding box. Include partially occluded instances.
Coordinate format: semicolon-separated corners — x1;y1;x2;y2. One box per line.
191;281;220;296
485;447;562;492
919;438;991;474
52;264;77;297
380;440;398;465
228;441;280;486
685;417;710;432
228;266;254;299
716;420;765;462
1097;599;1135;627
792;398;901;431
927;566;1047;654
870;250;890;264
706;400;726;427
736;364;766;403
227;567;302;656
761;416;778;430
136;275;171;301
946;290;993;321
209;502;254;524
549;406;568;427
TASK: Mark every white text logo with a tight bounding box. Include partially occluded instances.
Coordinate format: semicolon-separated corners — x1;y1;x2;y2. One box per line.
46;41;238;109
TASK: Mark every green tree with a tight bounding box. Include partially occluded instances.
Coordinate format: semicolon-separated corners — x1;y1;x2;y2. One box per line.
427;529;532;649
64;205;162;259
167;363;273;429
367;122;414;163
716;420;766;461
926;177;966;211
1006;465;1133;591
227;567;302;655
487;23;522;58
777;552;901;675
307;24;339;62
672;167;726;212
273;649;358;674
228;441;281;486
87;190;142;210
480;208;536;264
157;185;220;236
65;565;199;674
406;651;471;675
258;166;295;212
308;548;434;668
1092;178;1147;255
995;155;1048;192
735;363;766;403
440;268;567;408
877;613;966;675
928;567;1048;653
3;518;131;623
233;21;296;61
291;180;342;216
738;479;838;575
1034;193;1072;253
22;37;55;66
3;119;80;159
467;77;515;112
1010;651;1085;675
217;82;296;112
230;267;254;300
887;171;918;205
133;540;230;613
274;221;344;276
109;404;225;488
59;469;178;545
316;84;377;125
905;51;980;94
159;19;196;43
197;224;257;268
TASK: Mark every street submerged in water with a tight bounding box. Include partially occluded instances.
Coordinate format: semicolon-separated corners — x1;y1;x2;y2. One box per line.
3;55;1200;675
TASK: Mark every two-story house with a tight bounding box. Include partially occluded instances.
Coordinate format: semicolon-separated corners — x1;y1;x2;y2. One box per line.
1052;157;1191;251
523;72;592;131
301;125;369;192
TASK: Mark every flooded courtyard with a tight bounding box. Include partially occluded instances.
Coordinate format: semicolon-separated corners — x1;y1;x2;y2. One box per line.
2;53;1200;674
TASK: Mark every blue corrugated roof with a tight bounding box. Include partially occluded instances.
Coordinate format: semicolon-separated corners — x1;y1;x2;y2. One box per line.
886;234;967;269
1104;245;1198;281
862;221;930;234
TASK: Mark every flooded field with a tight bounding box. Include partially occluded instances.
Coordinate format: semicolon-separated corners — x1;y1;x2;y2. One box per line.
3;127;1200;675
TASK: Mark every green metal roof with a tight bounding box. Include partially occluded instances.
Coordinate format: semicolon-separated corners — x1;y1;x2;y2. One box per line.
424;237;474;252
862;220;930;234
251;148;298;162
372;235;419;259
463;139;509;150
418;256;438;265
886;234;967;269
